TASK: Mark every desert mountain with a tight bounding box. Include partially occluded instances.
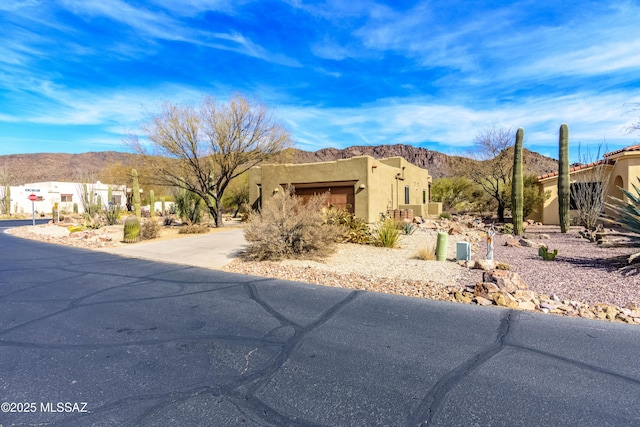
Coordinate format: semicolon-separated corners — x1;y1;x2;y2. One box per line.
0;145;558;185
288;144;558;179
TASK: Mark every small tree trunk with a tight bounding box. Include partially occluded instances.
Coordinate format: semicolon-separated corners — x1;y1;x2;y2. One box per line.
215;197;224;227
497;202;505;223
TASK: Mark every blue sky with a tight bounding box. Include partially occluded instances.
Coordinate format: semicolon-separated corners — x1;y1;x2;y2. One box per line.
1;0;640;162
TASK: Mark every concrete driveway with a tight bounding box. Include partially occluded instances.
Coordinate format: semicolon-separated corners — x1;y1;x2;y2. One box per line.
99;227;247;269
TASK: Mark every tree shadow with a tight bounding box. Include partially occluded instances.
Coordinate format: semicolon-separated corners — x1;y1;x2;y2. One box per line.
554;253;640;277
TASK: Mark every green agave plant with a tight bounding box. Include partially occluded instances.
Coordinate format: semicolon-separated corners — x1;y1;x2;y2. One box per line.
605;177;640;235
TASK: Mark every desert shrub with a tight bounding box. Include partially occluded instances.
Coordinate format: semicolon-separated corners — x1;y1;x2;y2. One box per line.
374;218;401;248
244;187;340;260
141;220;161;240
163;216;174;226
439;212;451;220
178;224;209;234
500;223;514;235
323;206;373;244
415;245;436;260
106;205;121;225
67;225;84;233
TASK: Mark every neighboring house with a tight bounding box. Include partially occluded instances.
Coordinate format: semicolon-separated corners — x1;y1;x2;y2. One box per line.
4;181;129;216
249;155;441;223
535;144;640;225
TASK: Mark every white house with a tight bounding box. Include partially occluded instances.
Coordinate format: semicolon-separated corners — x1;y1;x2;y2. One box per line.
4;181;130;216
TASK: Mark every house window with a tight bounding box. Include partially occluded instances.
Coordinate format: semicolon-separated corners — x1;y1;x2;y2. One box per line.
569;182;602;210
404;186;410;204
422;189;427;204
61;194;73;202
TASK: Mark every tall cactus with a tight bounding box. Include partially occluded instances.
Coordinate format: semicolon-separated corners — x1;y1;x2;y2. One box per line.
131;169;141;218
161;197;166;216
512;128;524;235
149;190;156;217
558;124;570;233
107;186;113;206
5;185;10;215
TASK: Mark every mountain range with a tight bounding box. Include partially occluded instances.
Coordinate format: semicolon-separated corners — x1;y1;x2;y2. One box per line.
0;145;559;185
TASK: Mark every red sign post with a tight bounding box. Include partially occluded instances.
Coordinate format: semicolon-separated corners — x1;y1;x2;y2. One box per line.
28;194;37;225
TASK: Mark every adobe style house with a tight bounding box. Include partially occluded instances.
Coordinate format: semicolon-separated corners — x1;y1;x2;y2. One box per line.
249;156;441;223
535;145;640;225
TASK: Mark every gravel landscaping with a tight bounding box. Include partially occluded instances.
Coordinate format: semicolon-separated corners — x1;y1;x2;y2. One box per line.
223;223;640;310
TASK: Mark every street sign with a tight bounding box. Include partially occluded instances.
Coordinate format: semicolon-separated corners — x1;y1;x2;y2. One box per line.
28;193;37;201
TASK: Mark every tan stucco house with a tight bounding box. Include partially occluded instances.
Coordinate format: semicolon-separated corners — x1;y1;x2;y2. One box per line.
249;155;440;223
535;144;640;225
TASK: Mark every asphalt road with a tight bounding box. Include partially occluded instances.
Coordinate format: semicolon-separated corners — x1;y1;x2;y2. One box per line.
1;225;639;426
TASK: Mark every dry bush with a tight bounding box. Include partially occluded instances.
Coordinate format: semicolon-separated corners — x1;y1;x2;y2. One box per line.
414;245;437;260
244;187;340;260
178;224;209;234
140;220;161;240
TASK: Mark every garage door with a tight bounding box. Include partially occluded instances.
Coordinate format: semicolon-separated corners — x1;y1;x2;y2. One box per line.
294;185;355;213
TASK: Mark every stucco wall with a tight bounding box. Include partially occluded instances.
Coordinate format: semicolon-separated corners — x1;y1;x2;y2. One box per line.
5;181;129;216
249;156;431;223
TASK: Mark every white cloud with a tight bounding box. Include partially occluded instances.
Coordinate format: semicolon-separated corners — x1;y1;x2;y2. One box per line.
278;90;640;159
58;0;300;66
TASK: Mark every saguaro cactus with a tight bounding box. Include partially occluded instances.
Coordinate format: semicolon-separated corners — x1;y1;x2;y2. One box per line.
132;169;141;218
107;186;113;206
512;128;524;235
5;185;10;215
149;190;156;218
558;124;570;233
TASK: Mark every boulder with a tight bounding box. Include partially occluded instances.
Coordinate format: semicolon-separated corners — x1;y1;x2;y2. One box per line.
482;270;529;293
493;291;518;309
474;296;494;306
504;238;521;247
518;238;539;248
474;281;501;295
473;259;495;271
517;301;536;311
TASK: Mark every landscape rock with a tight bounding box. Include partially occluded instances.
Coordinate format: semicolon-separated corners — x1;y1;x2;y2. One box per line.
473;259;495;271
448;225;464;235
539;234;551;239
474;296;493;306
518;238;539;248
482;270;528;293
474;282;501;295
517;301;536;311
504;238;521;247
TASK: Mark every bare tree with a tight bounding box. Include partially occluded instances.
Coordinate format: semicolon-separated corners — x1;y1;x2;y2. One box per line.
570;143;611;241
467;126;514;222
130;94;292;227
625;103;640;134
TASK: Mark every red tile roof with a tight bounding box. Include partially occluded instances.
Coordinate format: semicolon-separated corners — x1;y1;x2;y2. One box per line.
537;159;614;180
603;144;640;158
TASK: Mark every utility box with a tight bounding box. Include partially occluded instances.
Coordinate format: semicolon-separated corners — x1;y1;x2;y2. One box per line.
456;241;470;261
